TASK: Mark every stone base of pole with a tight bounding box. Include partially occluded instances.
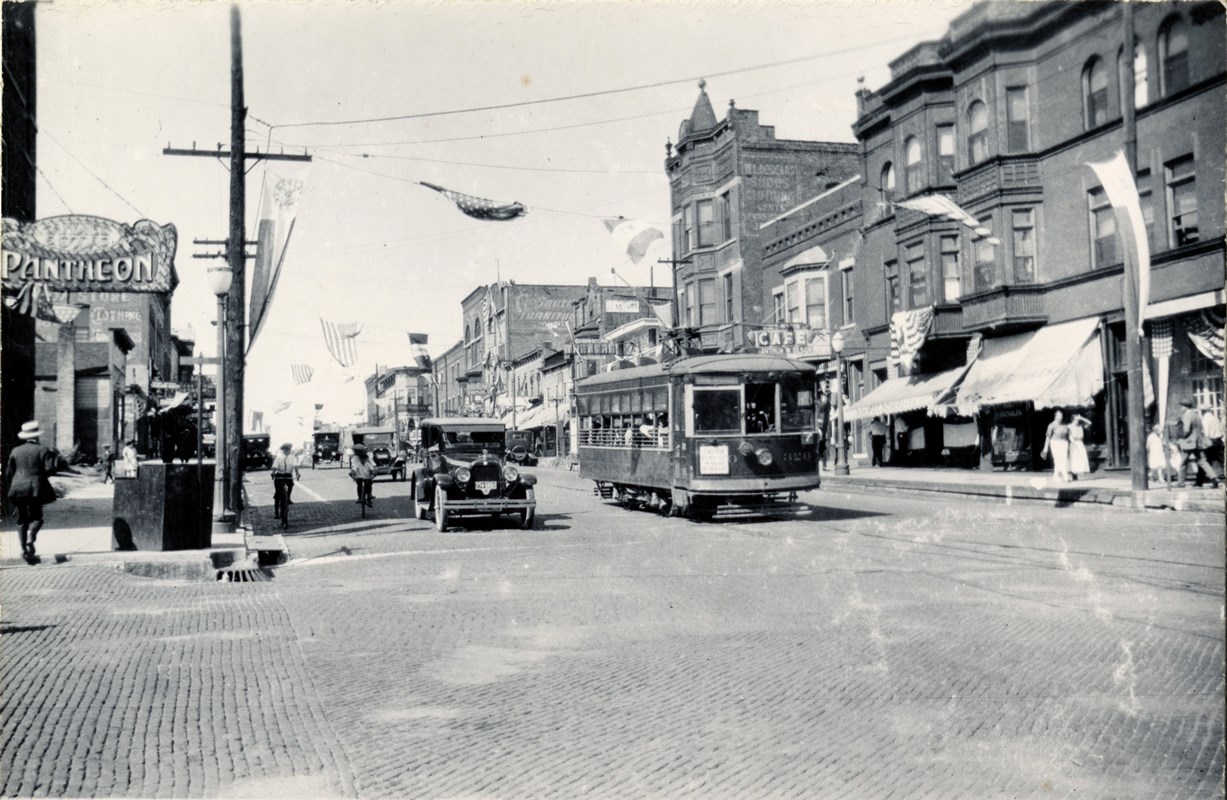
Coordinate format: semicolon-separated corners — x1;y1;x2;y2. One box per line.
835;464;850;476
212;466;236;534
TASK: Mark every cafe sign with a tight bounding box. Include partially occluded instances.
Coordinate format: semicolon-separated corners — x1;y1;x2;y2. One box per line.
2;215;178;293
747;324;832;358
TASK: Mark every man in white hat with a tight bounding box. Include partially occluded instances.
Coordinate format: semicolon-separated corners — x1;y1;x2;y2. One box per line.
6;421;57;564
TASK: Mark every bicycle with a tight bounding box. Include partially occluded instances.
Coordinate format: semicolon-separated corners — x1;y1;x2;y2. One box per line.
272;475;292;529
354;476;373;518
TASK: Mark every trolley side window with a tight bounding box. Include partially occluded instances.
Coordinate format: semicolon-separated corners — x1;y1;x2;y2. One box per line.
780;384;816;432
693;388;741;435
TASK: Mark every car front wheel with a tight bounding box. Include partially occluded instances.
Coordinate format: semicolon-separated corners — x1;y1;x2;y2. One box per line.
413;479;430;520
519;488;535;530
434;485;448;532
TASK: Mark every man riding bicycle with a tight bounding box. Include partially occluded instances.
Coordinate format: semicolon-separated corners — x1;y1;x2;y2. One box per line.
349;444;376;508
271;443;302;528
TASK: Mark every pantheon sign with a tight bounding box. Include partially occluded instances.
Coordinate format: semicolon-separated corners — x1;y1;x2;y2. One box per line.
2;215;178;293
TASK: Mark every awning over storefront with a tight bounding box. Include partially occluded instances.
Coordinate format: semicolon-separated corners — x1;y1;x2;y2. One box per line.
844;365;970;422
509;402;567;430
952;317;1103;415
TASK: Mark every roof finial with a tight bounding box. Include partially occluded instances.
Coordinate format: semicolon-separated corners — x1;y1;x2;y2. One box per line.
729;98;736;109
698;78;707;92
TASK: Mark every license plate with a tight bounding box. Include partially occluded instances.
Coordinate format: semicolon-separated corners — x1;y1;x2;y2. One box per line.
476;481;497;494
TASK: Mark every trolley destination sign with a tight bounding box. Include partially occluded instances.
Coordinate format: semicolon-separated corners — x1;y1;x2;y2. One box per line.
2;215;178;294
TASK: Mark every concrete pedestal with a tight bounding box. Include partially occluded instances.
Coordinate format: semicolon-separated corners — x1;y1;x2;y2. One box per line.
113;462;214;551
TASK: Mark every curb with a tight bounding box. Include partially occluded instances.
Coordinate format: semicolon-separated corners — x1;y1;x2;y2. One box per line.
822;477;1224;513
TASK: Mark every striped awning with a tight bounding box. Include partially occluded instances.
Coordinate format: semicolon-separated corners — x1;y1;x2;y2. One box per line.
843;366;969;422
952;317;1103;415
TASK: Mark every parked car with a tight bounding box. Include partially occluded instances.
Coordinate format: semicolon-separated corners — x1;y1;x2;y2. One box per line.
505;429;538;466
410;417;537;531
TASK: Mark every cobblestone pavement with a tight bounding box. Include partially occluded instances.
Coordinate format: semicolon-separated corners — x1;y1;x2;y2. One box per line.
2;467;1222;798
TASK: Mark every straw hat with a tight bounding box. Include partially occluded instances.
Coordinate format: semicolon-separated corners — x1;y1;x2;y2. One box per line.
18;421;42;440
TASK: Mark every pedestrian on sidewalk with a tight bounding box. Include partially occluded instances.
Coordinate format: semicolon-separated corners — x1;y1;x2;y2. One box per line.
1200;404;1223;476
1177;399;1220;489
1040;409;1071;482
1147;424;1169;484
6;421;58;565
121;439;139;477
1068;413;1092;480
869;417;887;467
102;445;115;483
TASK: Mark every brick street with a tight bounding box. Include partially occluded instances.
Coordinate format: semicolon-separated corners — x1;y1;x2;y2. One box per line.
2;466;1222;799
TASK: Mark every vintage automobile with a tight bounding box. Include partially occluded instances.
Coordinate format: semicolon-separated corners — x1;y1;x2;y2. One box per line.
350;426;406;481
311;430;340;467
505;429;539;467
410;417;538;531
241;433;274;471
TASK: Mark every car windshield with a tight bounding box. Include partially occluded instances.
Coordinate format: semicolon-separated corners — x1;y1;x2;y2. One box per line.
442;429;505;450
315;434;339;445
363;435;393;448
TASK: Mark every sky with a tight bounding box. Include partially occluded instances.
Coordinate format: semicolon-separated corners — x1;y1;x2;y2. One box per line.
33;0;977;441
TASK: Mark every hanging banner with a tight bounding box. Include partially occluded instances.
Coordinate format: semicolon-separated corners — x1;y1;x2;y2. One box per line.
2;215;178;293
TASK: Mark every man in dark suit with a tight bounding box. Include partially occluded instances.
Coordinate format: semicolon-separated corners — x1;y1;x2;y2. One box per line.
6;421;57;564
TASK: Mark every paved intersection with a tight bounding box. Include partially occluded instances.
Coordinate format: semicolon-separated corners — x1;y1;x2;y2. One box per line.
2;467;1222;798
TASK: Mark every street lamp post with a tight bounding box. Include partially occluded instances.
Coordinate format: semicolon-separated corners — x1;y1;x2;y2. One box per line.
832;331;849;476
207;266;235;530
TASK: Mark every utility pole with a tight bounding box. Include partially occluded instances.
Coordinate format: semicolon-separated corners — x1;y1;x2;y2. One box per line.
1121;1;1147;492
164;6;310;517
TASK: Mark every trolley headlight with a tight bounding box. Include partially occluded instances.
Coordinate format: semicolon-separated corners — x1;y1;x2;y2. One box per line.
455;467;472;483
755;448;774;467
802;432;816;446
503;465;520;482
737;441;755;457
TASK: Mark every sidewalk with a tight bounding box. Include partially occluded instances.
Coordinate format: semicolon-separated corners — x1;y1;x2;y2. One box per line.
817;464;1225;513
1;469;247;576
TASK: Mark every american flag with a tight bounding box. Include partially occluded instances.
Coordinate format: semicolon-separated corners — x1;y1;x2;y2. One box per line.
895;195;1001;245
290;363;314;385
3;283;84;325
320;318;362;368
420;182;527;221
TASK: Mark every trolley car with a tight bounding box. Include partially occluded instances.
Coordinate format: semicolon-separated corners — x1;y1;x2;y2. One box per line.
575;354;821;518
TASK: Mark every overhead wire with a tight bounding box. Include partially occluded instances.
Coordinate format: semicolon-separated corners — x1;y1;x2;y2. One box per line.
266;32;924;130
38;125;148;218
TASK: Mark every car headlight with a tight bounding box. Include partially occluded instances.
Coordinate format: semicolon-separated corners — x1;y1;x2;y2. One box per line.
503;465;519;482
455;467;472;483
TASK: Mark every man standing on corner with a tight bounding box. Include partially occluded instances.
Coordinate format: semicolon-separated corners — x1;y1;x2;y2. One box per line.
6;421;58;565
869;416;887;467
1178;399;1220;489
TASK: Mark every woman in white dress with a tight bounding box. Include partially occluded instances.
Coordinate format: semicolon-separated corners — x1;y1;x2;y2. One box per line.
1040;409;1071;482
1068;413;1091;480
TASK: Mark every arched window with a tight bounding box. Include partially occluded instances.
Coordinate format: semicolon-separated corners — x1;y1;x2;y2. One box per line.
967;101;988;165
1082;57;1109;129
1159;17;1189;96
464;324;471;344
904;137;923;194
880;162;896;202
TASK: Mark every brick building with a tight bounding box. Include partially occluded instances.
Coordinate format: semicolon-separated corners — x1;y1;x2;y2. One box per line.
717;0;1225;471
665;81;859;354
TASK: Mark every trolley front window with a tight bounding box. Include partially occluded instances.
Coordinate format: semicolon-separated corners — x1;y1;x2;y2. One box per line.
780;384;816;432
745;383;777;433
693;388;741;435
